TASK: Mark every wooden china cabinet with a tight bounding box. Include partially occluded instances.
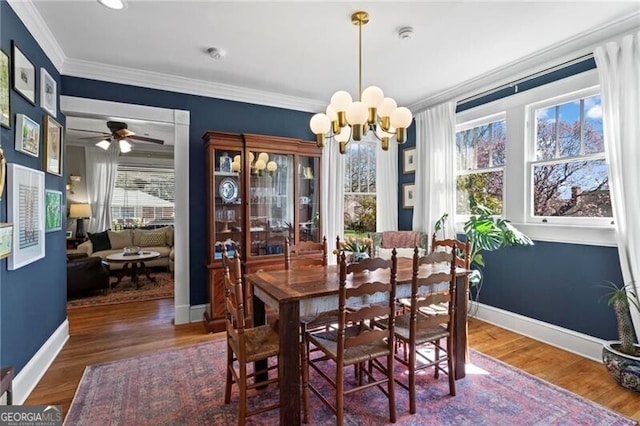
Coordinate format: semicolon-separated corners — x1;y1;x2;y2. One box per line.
203;131;322;333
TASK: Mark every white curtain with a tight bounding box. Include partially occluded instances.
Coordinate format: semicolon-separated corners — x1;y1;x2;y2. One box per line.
595;31;640;341
85;144;119;233
412;102;457;238
320;141;345;264
376;133;398;232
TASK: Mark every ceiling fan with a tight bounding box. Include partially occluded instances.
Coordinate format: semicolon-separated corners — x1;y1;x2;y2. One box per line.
69;120;164;153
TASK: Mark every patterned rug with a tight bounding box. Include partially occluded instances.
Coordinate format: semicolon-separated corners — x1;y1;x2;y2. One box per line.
67;271;174;309
65;339;636;425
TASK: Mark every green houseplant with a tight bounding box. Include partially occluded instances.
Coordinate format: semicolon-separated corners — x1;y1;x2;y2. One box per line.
434;199;534;288
600;280;640;392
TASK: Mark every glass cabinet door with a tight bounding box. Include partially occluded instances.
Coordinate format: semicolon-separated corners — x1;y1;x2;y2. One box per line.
248;151;294;257
213;149;242;260
298;155;320;242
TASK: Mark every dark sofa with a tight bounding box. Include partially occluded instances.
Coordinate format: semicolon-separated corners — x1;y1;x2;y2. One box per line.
67;253;110;298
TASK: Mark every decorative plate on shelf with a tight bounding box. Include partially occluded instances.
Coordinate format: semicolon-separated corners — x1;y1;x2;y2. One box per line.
219;177;239;203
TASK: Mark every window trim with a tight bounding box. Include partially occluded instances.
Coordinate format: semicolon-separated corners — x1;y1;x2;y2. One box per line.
455;69;615;246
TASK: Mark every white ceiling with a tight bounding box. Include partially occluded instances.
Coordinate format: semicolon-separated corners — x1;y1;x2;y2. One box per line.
13;1;640;150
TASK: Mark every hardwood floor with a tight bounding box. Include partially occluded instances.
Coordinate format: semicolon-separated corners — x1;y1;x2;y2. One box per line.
26;299;639;423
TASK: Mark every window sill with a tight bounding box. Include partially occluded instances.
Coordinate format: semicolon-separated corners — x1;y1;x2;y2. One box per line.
506;222;616;247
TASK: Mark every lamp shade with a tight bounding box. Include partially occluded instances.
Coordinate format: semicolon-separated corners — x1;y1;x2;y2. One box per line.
69;204;92;218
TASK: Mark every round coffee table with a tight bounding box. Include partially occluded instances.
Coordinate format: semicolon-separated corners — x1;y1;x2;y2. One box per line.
105;251;160;288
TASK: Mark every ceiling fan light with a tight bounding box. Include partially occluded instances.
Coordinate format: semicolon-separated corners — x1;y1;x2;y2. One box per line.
96;139;111;150
119;139;132;153
97;0;125;10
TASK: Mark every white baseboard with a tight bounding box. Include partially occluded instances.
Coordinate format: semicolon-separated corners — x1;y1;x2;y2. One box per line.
190;304;207;323
12;320;69;405
474;302;605;362
174;303;191;325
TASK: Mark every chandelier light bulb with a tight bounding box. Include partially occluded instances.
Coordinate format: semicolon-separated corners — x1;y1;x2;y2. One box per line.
258;152;269;163
361;86;384;108
266;161;278;172
248;151;255;163
233;155;241;163
377;97;398;118
335;126;351;143
346;101;367;125
231;161;241;172
390;107;413;128
254;159;266;171
330;91;353;112
310;113;331;135
325;105;338;122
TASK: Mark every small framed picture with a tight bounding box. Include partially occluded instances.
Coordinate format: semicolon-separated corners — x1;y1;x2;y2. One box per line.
15;113;40;157
12;41;36;105
402;183;415;209
43;115;63;175
403;147;416;174
40;68;57;117
45;189;63;232
1;49;10;128
0;223;13;260
66;230;73;239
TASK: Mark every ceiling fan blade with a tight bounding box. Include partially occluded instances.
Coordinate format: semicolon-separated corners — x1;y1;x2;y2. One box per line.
129;135;164;144
67;128;110;135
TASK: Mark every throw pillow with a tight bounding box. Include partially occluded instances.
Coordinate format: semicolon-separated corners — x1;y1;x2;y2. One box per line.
381;231;421;249
156;226;174;247
139;231;166;247
108;230;133;249
88;230;111;252
377;247;425;260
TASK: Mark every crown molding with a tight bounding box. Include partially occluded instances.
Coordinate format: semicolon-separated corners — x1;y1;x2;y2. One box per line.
7;0;66;72
62;58;324;113
409;11;640;113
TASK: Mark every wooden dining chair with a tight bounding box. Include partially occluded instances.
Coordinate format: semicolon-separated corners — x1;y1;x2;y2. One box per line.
284;236;328;270
222;251;280;425
386;246;457;414
431;234;470;271
302;251;398;426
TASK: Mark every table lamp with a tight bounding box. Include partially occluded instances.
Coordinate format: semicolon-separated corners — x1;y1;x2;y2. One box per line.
69;204;92;239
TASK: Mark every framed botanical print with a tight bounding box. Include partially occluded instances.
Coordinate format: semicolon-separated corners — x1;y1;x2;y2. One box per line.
12;42;36;105
7;163;45;270
0;49;10;128
45;189;63;232
403;147;416;174
15;113;40;157
40;67;57;116
402;183;415;209
44;115;63;175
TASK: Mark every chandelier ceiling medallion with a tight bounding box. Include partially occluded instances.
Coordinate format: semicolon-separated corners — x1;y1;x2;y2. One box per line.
309;11;413;154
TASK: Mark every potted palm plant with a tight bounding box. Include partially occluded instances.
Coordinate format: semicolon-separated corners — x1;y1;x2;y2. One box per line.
600;280;640;393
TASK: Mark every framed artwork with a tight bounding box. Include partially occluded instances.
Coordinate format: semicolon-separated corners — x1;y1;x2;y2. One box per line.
1;49;10;128
7;163;45;270
40;68;57;116
65;230;73;239
403;147;416;174
402;183;415;209
0;223;13;259
45;189;63;232
44;115;63;175
11;42;36;105
15;113;40;157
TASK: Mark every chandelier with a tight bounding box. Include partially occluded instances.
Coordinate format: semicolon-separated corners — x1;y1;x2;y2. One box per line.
230;152;278;176
309;11;413;154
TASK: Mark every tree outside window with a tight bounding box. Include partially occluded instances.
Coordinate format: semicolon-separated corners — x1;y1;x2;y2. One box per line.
456;119;506;216
532;94;611;219
344;141;376;237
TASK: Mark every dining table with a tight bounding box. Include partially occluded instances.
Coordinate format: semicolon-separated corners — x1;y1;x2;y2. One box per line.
247;257;470;425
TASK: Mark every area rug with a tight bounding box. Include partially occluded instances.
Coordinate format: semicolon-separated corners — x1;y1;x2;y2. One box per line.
67;272;174;309
65;339;636;426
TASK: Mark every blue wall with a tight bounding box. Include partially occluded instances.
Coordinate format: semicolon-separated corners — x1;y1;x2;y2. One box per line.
1;2;67;372
60;78;314;306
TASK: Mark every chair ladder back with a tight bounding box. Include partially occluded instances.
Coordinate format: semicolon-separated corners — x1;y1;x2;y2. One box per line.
430;234;470;269
222;251;247;333
285;236;328;269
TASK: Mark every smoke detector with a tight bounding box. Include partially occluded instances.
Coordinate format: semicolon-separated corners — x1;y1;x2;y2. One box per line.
207;47;226;60
398;26;414;40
